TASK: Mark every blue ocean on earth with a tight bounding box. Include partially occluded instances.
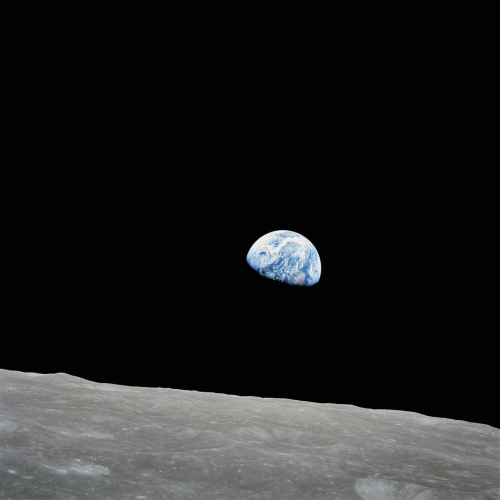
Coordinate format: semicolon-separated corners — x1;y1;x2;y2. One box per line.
246;230;321;286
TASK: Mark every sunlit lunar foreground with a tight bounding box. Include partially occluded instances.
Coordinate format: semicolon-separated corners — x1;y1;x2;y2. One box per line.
1;369;499;499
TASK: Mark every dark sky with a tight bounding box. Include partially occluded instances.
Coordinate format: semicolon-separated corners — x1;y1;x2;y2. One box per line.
4;41;495;428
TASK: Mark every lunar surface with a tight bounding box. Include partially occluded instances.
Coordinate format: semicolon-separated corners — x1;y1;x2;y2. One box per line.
1;369;499;499
246;230;321;286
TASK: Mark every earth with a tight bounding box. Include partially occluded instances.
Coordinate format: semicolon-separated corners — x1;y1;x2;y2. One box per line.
246;230;321;286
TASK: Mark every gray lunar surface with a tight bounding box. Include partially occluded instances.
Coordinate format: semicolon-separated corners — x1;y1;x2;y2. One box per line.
1;369;499;500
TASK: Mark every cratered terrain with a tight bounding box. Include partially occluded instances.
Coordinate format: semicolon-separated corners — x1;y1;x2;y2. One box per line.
0;369;498;499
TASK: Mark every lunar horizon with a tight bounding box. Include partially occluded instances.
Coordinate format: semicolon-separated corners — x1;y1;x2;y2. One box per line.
1;368;498;499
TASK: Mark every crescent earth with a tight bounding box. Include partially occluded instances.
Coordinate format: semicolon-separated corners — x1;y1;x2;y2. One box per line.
246;230;321;286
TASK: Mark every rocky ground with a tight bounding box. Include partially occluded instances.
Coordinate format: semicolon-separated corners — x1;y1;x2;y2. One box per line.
0;368;498;499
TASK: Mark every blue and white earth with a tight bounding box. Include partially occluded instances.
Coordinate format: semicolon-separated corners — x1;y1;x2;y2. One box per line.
246;230;321;286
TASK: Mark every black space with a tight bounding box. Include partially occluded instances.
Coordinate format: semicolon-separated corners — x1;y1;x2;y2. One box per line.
3;35;496;429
